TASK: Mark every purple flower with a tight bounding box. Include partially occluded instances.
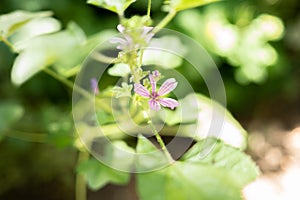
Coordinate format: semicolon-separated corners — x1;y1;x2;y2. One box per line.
134;72;179;110
90;78;99;95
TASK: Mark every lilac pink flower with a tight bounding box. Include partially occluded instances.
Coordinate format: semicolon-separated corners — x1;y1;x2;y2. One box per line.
134;71;179;110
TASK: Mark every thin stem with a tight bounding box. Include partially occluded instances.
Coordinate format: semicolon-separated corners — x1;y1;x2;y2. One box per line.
139;49;144;67
75;151;89;200
0;35;16;52
43;68;74;89
153;10;177;33
147;0;152;17
91;52;118;64
43;68;112;113
5;130;47;143
143;110;174;163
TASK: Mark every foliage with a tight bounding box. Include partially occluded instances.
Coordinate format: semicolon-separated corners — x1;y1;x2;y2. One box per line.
176;4;284;84
77;158;130;190
136;136;258;200
2;0;290;199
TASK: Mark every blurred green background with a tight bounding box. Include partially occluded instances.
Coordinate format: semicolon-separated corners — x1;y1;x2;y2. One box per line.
0;0;300;199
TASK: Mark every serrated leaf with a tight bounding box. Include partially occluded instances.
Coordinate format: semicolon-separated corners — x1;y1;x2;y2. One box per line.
165;0;221;12
87;0;136;15
0;10;53;38
182;139;260;187
137;161;243;200
11;22;86;85
77;158;130;190
0;101;24;139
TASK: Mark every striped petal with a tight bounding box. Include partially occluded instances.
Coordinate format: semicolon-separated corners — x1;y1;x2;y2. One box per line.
134;83;150;97
149;74;156;95
149;99;161;110
157;78;178;96
159;98;179;109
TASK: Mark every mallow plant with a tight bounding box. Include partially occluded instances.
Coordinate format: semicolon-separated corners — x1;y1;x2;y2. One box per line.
0;0;259;199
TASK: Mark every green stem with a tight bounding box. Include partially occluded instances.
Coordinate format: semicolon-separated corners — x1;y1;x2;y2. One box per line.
43;68;112;113
75;151;89;200
5;130;47;143
153;10;177;33
0;35;16;52
147;0;152;17
91;52;118;64
143;110;174;163
43;68;74;89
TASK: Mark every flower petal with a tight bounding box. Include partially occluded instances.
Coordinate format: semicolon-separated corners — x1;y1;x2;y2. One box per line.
149;74;156;95
159;98;179;109
134;83;150;97
90;78;99;95
117;24;125;33
157;78;178;96
149;99;161;110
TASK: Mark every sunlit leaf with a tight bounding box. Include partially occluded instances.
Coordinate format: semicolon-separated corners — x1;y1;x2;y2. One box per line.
11;22;86;85
0;101;24;140
182;139;260;186
53;30;115;77
137;138;259;200
162;93;247;149
77;158;130;190
161;94;198;126
0;10;53;38
9;17;61;52
165;0;221;12
143;36;186;69
108;63;131;77
87;0;136;15
136;135;170;172
137;161;243;200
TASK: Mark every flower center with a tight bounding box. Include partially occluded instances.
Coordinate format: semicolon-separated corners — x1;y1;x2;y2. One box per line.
151;92;159;100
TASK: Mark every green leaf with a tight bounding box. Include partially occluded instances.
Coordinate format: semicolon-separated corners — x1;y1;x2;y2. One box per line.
136;135;170;172
77;158;130;190
0;101;24;139
46;119;74;148
108;63;131;77
87;0;136;15
11;22;86;85
137;161;243;200
53;30;115;77
182;139;260;187
165;0;221;12
112;82;133;98
9;17;61;52
0;10;53;38
163;93;248;149
143;36;187;69
96;110;115;125
161;94;198;126
137;139;259;200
